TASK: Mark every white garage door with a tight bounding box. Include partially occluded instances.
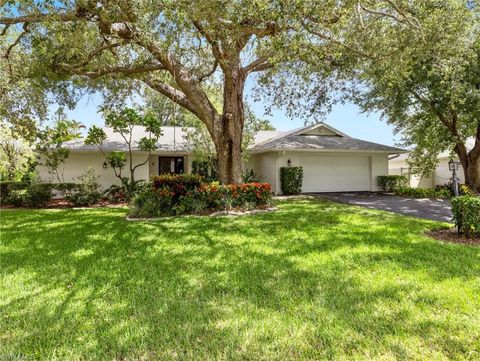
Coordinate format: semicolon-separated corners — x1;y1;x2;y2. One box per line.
300;154;371;192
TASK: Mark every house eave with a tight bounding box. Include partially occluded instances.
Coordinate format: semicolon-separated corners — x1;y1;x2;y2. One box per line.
247;148;408;155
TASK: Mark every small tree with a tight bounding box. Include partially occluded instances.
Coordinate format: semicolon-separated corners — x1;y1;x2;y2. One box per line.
35;113;83;185
0;121;34;181
85;108;162;197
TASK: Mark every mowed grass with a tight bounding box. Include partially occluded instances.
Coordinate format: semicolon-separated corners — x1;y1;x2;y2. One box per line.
1;199;479;360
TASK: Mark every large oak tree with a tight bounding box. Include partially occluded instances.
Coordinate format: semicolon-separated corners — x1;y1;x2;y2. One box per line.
0;0;364;183
1;1;437;184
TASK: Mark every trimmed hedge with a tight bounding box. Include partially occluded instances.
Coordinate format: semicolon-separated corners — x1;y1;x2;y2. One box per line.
280;167;303;195
451;196;480;238
394;186;451;199
377;175;408;192
1;182;53;208
130;174;272;217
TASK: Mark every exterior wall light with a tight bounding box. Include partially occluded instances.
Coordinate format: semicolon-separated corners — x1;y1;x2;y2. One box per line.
102;161;108;169
287;158;292;167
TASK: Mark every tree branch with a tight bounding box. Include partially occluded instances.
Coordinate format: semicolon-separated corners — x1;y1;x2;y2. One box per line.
242;56;273;74
143;78;199;118
2;23;29;59
197;60;218;82
61;63;165;79
0;12;77;25
58;42;123;70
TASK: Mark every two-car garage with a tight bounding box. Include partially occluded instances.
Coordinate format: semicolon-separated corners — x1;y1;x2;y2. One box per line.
300;154;371;193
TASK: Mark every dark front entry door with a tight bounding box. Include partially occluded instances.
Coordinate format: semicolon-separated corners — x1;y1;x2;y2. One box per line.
158;156;184;174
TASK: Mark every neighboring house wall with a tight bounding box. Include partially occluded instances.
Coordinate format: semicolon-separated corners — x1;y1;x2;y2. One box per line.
389;157;465;188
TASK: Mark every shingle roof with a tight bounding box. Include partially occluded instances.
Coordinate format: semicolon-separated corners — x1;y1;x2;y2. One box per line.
250;134;404;153
64;123;404;154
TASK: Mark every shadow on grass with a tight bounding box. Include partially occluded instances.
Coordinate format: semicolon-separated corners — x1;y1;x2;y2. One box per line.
1;198;479;359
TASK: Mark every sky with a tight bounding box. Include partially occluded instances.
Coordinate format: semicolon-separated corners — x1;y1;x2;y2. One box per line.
65;87;403;147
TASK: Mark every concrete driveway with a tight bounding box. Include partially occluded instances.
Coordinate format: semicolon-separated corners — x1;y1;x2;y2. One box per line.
315;192;452;222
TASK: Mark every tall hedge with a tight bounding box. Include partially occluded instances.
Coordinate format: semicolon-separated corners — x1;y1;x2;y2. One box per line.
377;175;408;192
451;196;480;238
280;167;303;195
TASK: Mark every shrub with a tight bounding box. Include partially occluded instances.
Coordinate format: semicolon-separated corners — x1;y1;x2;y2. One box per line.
242;169;265;183
129;180;272;218
377;175;408;192
280;167;303;195
1;179;52;208
435;183;473;197
104;184;127;203
130;187;174;218
25;181;53;207
0;181;27;205
451;196;480;238
66;168;102;206
394;186;451;199
152;174;204;199
4;189;28;207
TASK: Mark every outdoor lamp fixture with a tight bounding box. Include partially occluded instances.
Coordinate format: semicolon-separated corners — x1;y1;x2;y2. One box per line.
287;158;292;167
102;161;108;169
448;159;460;196
448;159;459;171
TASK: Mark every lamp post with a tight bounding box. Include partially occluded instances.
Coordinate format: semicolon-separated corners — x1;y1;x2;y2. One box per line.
448;159;460;197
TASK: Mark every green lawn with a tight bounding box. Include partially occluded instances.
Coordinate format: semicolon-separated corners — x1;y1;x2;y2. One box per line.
1;199;479;360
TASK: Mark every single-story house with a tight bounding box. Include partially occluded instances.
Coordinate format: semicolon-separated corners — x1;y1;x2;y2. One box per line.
37;122;405;194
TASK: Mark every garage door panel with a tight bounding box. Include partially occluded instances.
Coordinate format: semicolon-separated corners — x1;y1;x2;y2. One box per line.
300;155;370;192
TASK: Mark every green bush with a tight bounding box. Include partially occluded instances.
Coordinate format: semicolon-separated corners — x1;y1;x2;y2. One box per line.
1;179;52;208
451;196;480;238
242;169;265;183
435;183;473;197
377;175;408;192
25;181;53;207
280;167;303;195
66;168;102;206
129;181;273;218
395;186;451;199
0;181;27;205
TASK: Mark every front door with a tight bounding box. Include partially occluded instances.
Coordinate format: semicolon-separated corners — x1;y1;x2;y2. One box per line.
158;156;184;174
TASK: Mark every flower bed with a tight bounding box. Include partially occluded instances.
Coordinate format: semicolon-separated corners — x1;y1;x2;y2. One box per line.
129;174;273;218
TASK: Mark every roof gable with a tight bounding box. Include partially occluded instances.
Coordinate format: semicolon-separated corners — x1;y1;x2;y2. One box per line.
291;123;349;138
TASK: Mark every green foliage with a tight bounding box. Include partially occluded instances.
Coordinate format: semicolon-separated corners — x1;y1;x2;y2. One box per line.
130;175;272;218
280;167;303;195
377;175;408;192
84;125;107;147
394;186;451;199
346;2;480;187
106;152;126;170
1;178;52;208
25;180;53;208
451;196;480;238
242;169;265;183
435;183;473;197
66;168;102;206
36;113;83;183
85;108;162;195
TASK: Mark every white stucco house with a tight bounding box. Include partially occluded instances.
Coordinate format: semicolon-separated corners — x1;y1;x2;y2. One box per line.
388;139;475;188
38;122;405;194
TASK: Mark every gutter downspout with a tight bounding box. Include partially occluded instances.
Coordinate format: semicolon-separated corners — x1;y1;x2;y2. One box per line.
388;153;400;161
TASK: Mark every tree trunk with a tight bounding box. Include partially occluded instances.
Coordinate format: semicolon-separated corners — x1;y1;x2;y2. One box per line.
214;68;246;184
455;143;480;192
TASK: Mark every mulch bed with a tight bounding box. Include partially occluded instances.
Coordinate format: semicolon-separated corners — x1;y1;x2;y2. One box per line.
427;229;480;245
1;198;128;210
